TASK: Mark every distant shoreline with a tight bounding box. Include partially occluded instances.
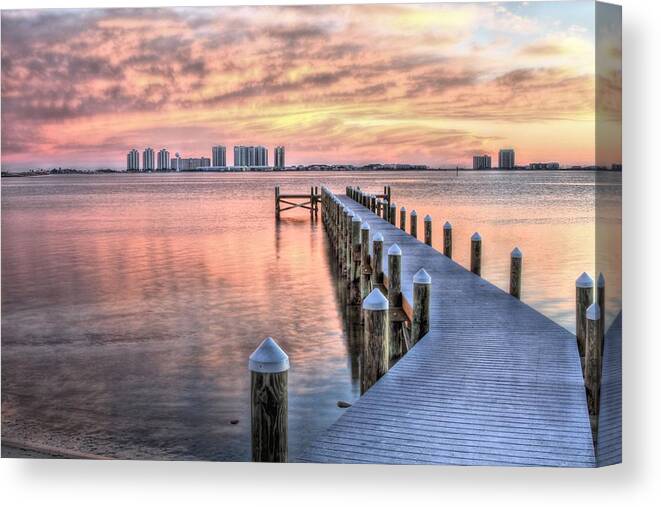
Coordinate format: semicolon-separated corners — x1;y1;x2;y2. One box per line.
2;167;620;177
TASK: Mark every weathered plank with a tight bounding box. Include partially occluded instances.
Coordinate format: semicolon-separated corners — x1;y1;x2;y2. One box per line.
300;192;595;467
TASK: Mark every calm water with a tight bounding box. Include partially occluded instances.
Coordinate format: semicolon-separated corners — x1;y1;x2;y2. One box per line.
1;171;621;460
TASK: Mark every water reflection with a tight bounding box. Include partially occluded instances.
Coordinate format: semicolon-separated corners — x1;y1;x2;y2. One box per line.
1;171;620;460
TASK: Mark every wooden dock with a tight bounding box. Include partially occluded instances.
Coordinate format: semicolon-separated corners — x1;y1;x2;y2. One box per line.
299;188;596;466
596;313;622;466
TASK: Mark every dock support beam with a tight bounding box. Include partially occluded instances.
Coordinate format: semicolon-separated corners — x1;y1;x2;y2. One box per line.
509;247;522;299
410;210;418;239
575;272;593;358
411;269;431;346
388;243;403;359
350;216;362;304
360;222;371;300
372;233;384;290
470;232;482;276
585;303;602;443
443;221;452;258
362;289;389;394
275;186;280;220
424;215;432;246
250;337;289;463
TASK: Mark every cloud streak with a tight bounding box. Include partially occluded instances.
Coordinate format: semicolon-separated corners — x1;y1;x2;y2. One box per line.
1;3;602;169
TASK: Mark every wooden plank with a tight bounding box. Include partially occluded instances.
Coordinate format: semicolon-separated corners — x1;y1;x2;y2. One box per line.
300;192;595;467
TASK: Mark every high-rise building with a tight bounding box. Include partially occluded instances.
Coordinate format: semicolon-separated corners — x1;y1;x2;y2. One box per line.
498;149;515;169
143;148;155;171
473;155;491;170
157;149;170;171
233;145;268;167
212;145;227;167
127;149;140;171
274;146;285;169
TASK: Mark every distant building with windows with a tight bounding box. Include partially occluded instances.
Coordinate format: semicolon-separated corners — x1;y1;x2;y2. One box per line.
499;149;515;169
212;145;227;167
529;162;560;170
127;149;140;171
233;145;268;167
176;157;211;171
473;154;492;170
157;149;170;171
143;148;155;171
274;146;286;169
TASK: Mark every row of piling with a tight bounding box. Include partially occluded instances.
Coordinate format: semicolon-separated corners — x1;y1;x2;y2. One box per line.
343;184;608;445
345;186;522;298
320;186;432;395
251;184;610;462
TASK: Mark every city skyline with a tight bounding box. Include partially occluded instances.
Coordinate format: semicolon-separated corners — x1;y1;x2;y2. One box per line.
1;3;622;170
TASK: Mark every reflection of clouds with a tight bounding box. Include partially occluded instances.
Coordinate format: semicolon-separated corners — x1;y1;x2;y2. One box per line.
2;3;599;169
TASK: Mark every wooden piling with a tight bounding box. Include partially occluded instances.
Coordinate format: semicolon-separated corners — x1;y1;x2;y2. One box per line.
470;232;482;276
410;210;418;239
361;289;389;394
360;222;371;300
509;247;522;299
249;337;289;463
344;211;354;279
443;221;452;258
387;243;402;309
400;207;406;231
597;273;605;348
585;303;602;440
424;215;432;246
575;272;593;358
350;215;362;304
275;186;280;220
389;203;396;225
388;243;403;358
372;232;384;288
411;268;431;346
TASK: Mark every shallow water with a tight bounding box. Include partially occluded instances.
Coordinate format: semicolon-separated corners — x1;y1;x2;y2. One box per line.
1;171;621;460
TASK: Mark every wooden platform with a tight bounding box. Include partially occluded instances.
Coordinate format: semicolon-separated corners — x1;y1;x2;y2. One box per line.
596;313;622;466
299;193;595;466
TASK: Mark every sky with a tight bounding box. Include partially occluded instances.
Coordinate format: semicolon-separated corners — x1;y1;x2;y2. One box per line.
0;1;621;170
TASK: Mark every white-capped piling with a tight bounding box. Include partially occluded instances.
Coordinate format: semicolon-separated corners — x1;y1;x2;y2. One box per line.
597;273;606;348
400;207;406;231
372;233;384;289
250;337;289;462
470;232;482;276
509;247;522;299
387;243;403;358
585;303;602;439
443;221;452;258
411;269;431;346
389;203;397;225
575;272;593;358
424;215;432;246
362;289;389;394
387;243;402;309
410;210;418;239
360;222;371;299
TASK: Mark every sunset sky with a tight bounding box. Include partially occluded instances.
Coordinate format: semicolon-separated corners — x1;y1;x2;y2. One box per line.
1;2;620;170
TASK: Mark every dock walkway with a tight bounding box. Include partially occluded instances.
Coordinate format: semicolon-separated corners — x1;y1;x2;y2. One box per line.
300;191;595;466
597;313;622;466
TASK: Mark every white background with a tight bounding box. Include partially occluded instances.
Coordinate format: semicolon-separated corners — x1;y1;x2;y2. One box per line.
1;0;659;505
